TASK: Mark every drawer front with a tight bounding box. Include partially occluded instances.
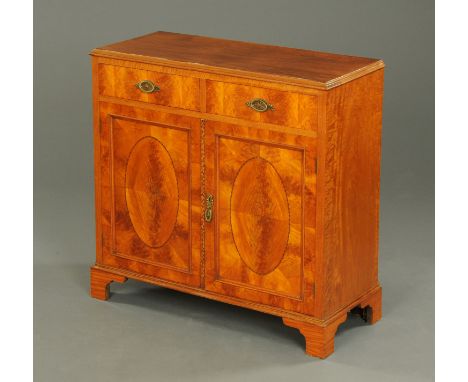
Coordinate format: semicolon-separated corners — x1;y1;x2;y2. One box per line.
206;80;318;129
98;64;200;111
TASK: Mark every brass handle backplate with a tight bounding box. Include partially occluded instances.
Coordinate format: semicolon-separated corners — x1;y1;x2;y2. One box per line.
135;80;160;93
204;193;214;222
246;98;274;112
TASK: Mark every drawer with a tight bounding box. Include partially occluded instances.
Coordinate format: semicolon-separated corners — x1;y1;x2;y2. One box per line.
98;64;200;111
206;81;318;129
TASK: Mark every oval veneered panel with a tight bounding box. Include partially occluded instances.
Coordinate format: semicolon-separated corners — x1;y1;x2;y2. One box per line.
125;137;178;248
230;157;290;275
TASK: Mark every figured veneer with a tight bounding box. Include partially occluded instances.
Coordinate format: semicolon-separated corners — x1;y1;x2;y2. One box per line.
98;63;200;110
93;31;383;89
316;69;384;318
125;136;179;248
98;103;202;285
90;32;384;358
230;156;290;276
205;80;318;129
202;120;316;312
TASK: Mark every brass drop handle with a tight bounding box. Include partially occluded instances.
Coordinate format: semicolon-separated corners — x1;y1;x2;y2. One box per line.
246;98;274;112
135;80;160;93
204;193;214;223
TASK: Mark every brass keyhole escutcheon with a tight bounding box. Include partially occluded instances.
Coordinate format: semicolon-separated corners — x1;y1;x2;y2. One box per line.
135;80;160;93
204;193;214;222
245;98;274;112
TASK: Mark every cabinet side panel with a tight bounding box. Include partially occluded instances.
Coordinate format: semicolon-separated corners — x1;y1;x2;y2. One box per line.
92;56;103;263
320;69;384;318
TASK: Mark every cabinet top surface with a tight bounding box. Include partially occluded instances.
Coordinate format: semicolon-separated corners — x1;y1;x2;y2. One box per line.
91;31;384;89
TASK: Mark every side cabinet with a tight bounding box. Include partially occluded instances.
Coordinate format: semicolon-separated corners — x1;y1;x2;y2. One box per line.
90;31;384;359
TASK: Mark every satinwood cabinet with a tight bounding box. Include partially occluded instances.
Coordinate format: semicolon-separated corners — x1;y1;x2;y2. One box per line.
90;32;384;358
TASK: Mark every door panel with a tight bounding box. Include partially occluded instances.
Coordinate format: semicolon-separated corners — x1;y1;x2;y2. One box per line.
204;120;316;314
98;102;201;286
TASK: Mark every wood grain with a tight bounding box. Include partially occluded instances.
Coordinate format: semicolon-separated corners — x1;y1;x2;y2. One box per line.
99;93;319;139
92;263;381;326
283;313;347;359
125;136;179;248
98;101;201;286
204;120;317;314
92;31;384;89
92;57;103;264
315;69;384;319
283;286;381;358
230;157;290;275
99;63;200;110
91;32;384;358
90;267;127;300
96;56;324;96
206;80;318;129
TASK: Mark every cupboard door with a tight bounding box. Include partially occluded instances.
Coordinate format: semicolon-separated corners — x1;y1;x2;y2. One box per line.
97;102;201;286
203;120;317;314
